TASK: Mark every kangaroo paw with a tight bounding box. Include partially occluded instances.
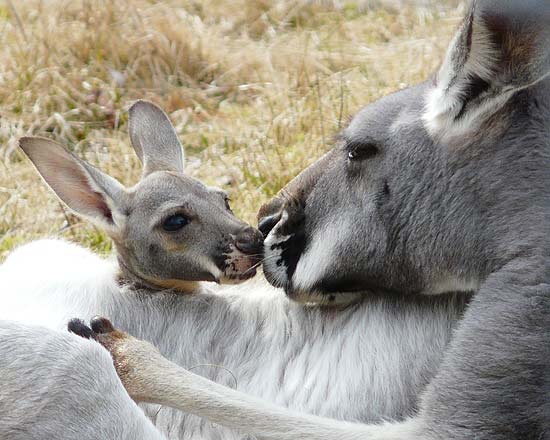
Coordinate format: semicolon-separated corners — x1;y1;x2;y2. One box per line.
68;316;162;401
67;318;95;339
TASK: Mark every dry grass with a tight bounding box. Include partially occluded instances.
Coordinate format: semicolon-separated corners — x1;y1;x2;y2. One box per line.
0;0;464;260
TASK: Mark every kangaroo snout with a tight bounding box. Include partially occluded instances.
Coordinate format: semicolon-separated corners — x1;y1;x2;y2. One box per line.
258;212;282;238
234;226;264;255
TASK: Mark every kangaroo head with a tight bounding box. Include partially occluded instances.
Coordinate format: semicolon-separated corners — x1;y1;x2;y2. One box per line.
259;0;550;304
20;101;263;291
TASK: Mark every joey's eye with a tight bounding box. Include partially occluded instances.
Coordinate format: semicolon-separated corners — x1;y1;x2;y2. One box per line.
162;214;189;232
347;143;379;161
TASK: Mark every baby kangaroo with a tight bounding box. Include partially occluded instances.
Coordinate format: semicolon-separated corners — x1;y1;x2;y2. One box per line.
19;100;263;291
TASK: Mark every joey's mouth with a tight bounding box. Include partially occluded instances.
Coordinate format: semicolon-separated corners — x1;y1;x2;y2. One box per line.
219;248;262;284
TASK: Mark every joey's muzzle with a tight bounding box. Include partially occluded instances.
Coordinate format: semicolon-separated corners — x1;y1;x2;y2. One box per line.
234;226;264;256
220;225;264;283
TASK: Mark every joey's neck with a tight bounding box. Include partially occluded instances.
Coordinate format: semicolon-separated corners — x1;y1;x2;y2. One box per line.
116;256;201;295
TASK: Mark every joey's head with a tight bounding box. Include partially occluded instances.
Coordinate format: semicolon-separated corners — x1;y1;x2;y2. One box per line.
259;0;550;305
20;101;263;292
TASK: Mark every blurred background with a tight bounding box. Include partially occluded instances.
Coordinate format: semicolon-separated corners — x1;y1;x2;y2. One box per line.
0;0;464;260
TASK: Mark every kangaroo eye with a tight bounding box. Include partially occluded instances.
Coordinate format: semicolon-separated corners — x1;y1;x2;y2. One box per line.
347;143;379;161
224;196;232;212
162;214;189;232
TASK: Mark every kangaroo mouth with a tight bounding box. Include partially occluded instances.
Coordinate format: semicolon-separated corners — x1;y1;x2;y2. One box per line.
219;248;262;284
261;201;307;292
260;205;363;307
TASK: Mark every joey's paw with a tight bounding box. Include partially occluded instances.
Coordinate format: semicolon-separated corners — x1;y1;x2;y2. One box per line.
68;316;131;367
89;316;116;333
68;316;127;350
67;318;95;339
68;316;161;401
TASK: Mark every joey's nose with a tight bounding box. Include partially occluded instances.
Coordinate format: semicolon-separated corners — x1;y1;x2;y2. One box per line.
235;226;264;255
258;212;282;238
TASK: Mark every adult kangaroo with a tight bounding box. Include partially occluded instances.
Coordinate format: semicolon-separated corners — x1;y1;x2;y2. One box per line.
0;101;466;440
71;0;550;439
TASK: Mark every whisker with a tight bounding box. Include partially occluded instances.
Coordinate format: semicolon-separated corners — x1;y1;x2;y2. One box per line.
240;254;282;275
224;252;265;258
154;405;163;418
241;262;263;275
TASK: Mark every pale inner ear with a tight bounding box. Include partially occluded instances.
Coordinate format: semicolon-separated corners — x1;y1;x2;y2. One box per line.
422;5;501;140
59;169;114;223
19;137;126;230
423;1;550;142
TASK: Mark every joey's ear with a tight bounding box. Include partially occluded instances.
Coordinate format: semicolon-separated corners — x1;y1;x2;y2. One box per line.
19;137;127;232
128;100;185;176
424;0;550;139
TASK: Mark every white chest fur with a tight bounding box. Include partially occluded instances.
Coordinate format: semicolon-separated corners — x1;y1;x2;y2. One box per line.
0;239;467;439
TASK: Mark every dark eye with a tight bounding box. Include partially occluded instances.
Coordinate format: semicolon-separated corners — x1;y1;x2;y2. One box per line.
224;196;232;212
162;214;189;232
347;143;379;161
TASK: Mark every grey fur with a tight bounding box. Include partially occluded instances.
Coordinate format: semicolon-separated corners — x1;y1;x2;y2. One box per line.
0;100;467;439
129;100;185;175
257;0;550;437
0;254;468;439
19;101;263;287
0;320;164;440
1;0;549;438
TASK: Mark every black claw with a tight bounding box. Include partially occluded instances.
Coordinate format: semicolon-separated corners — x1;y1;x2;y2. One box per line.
68;318;94;339
90;316;115;334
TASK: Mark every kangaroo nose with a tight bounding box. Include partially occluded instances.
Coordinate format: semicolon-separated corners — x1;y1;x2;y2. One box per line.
258;212;282;238
235;226;264;255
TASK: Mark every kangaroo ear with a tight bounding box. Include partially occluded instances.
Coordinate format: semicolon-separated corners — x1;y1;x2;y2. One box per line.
128;100;185;176
424;0;550;140
19;137;127;232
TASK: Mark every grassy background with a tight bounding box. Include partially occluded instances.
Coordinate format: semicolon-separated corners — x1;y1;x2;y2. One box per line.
0;0;464;260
